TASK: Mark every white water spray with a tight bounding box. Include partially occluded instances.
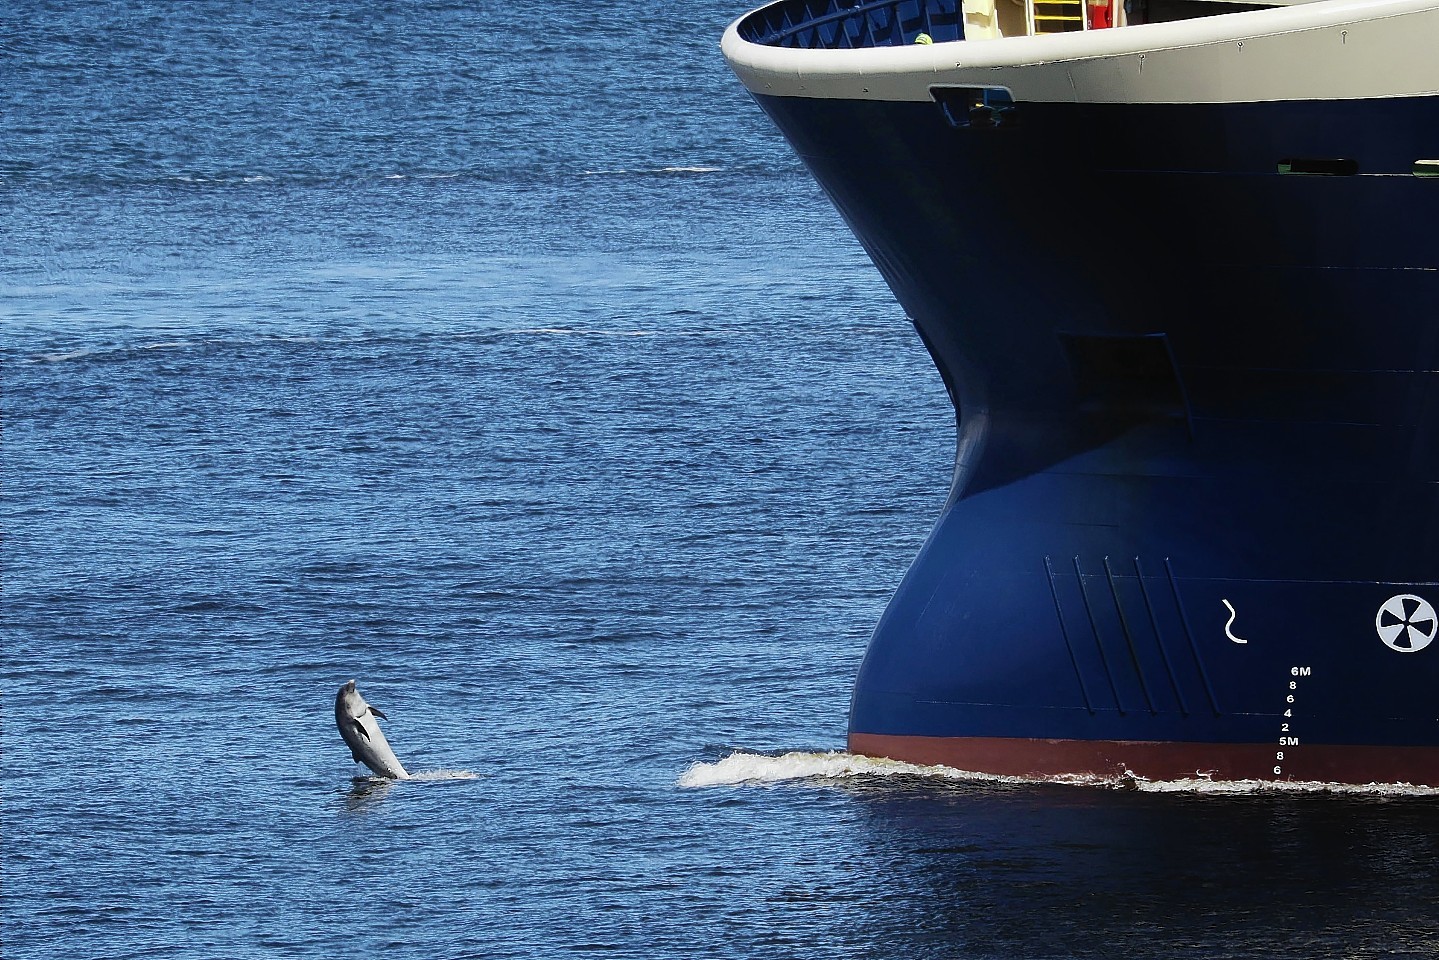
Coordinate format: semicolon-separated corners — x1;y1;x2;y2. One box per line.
677;750;1439;796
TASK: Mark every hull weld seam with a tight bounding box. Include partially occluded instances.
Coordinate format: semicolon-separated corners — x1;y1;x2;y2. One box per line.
1046;554;1095;715
1105;555;1157;715
1166;556;1222;716
1135;555;1190;717
1075;555;1126;714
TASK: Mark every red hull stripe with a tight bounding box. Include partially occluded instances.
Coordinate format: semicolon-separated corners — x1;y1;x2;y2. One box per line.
849;732;1439;786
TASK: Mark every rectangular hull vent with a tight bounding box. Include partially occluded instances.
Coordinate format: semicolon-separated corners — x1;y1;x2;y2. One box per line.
1059;331;1190;424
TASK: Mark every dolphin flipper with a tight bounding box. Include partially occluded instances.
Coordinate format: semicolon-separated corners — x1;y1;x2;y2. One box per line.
368;706;388;721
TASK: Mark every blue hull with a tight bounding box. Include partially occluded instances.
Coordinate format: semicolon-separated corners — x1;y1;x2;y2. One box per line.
748;90;1439;782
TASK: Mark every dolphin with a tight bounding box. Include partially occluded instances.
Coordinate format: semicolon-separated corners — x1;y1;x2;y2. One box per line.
335;680;410;780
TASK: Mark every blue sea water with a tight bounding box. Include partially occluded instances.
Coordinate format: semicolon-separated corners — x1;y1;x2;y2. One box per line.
5;2;1439;958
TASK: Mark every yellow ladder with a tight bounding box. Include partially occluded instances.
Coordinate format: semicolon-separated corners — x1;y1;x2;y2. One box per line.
1028;0;1086;33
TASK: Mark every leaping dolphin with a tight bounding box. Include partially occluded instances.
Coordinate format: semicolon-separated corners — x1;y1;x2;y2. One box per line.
335;680;410;780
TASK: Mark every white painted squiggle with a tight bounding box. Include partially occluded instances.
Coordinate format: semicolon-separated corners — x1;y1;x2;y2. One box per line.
1222;599;1247;644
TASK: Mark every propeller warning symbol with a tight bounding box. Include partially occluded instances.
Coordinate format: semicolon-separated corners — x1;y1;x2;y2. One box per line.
1376;594;1437;653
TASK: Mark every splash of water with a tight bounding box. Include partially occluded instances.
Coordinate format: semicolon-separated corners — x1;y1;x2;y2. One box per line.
676;750;1046;788
1135;776;1439;797
677;751;1439;796
580;165;723;176
516;328;654;336
408;769;481;782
